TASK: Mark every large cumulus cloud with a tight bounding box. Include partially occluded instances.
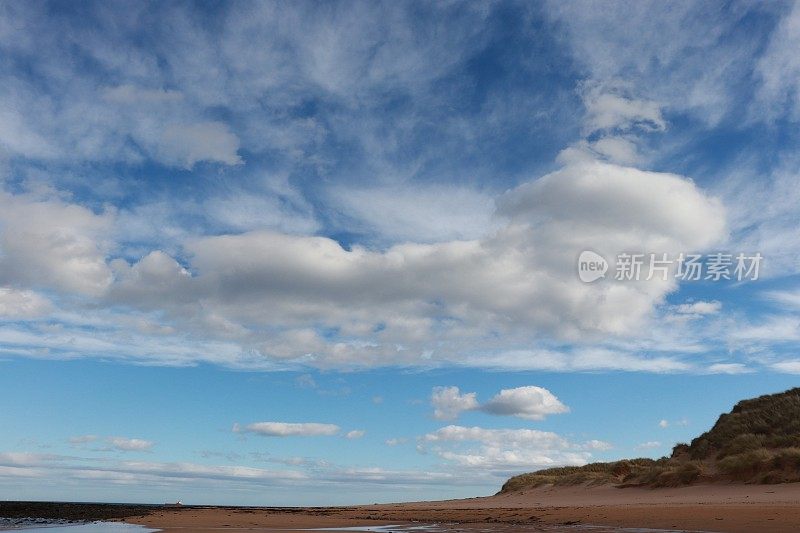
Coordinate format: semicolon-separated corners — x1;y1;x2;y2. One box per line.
89;157;725;368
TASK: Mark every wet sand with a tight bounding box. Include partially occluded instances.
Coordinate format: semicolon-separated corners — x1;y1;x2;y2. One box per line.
126;483;800;533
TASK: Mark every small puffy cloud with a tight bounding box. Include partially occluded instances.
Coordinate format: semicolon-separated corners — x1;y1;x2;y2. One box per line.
233;422;340;437
431;385;568;421
345;430;365;439
431;386;479;421
583;439;613;451
107;437;154;452
636;441;662;450
385;438;407;446
481;386;570;420
582;86;666;134
295;374;317;389
667;300;723;324
657;419;687;428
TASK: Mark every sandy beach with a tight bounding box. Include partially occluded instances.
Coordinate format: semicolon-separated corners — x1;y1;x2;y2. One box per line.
110;483;800;533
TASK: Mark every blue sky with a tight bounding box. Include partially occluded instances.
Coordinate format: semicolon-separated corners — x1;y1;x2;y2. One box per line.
1;0;800;505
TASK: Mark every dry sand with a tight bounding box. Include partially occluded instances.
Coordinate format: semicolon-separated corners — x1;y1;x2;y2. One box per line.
125;482;800;533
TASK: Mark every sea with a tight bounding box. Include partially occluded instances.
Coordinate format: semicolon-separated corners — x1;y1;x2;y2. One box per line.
0;519;157;532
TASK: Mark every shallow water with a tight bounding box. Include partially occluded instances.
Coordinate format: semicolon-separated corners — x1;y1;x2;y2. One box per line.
0;519;158;532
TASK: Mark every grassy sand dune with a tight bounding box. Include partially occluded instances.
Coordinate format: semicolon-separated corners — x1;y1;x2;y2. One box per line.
501;387;800;492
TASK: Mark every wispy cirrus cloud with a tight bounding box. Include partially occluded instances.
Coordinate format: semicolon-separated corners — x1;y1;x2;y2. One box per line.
0;0;797;378
106;437;155;452
68;435;154;452
233;422;341;438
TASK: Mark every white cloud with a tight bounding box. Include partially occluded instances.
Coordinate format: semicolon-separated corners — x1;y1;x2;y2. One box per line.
233;422;340;437
0;11;731;368
431;386;479;421
0;0;778;388
582;87;665;134
481;386;570;420
0;191;113;296
635;441;662;450
674;301;722;315
159;121;243;168
461;348;692;373
498;160;725;255
0;288;52;319
0;447;504;502
707;363;753;375
0;451;307;486
431;385;568;421
86;156;723;369
0;77;236;170
68;435;98;446
658;419;669;429
666;300;722;325
106;437;154;452
589;136;641;165
203;191;319;235
421;425;590;471
771;360;800;374
385;438;407;447
583;439;613;451
345;430;365;440
729;316;800;343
